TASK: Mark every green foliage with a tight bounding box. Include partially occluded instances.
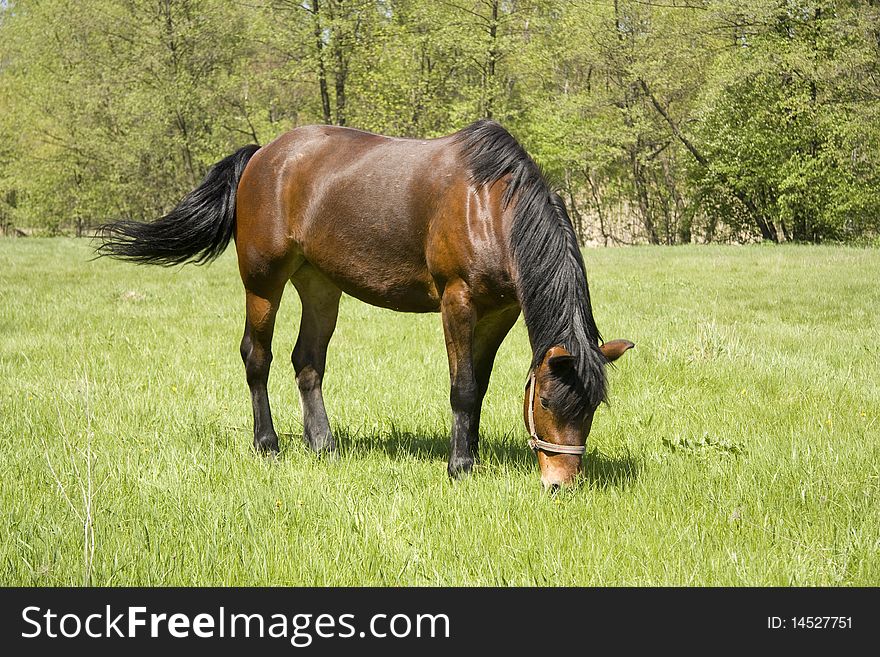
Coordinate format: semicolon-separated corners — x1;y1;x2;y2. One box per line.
0;0;878;242
696;1;880;242
1;0;268;228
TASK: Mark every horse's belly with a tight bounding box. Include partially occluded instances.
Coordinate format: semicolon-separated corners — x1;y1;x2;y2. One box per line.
305;254;441;313
339;279;441;313
299;206;443;312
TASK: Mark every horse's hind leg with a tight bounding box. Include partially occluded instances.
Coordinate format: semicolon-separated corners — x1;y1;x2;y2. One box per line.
241;281;285;453
291;265;341;454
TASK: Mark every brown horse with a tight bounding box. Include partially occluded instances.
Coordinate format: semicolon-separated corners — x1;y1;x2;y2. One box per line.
98;120;634;487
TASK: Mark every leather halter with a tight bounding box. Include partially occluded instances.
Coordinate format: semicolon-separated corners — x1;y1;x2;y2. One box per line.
526;371;587;456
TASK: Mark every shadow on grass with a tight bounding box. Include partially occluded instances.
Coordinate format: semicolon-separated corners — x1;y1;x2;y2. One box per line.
279;426;642;490
582;447;641;490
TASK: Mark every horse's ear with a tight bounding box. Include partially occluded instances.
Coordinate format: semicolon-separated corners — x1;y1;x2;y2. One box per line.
546;345;575;371
600;339;635;362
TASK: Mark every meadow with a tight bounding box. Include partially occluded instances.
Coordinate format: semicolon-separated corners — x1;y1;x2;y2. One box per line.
1;238;877;586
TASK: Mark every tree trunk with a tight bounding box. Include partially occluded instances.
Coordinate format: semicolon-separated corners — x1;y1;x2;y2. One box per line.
630;149;659;244
310;0;332;124
773;221;787;243
334;45;347;126
564;169;585;245
485;0;499;119
753;214;776;242
586;172;610;247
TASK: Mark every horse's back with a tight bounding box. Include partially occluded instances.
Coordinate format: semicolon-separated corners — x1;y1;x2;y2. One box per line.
235;125;513;312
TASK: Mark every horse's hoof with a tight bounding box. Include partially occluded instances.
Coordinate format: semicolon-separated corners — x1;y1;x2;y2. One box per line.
447;456;474;480
304;434;339;461
254;434;280;454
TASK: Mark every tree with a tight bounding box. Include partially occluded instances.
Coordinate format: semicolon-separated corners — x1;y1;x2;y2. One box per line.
0;0;877;242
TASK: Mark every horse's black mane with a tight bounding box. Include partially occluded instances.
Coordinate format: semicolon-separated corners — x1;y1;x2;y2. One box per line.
454;119;607;415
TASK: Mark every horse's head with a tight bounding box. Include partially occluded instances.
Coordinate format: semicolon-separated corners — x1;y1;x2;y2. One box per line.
523;339;634;489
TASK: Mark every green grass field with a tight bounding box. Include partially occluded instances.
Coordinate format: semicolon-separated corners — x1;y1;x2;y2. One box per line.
1;238;878;585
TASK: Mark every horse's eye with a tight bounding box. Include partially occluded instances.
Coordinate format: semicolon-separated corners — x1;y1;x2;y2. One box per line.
539;397;550;410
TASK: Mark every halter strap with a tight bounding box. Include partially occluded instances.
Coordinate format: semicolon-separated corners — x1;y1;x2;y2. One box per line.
526;372;587;456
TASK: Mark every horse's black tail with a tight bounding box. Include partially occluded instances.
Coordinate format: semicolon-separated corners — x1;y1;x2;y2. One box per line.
96;144;260;266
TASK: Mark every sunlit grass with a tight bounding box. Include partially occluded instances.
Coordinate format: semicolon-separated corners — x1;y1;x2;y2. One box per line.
1;238;877;585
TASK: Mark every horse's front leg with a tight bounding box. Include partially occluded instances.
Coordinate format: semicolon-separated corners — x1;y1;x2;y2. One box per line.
440;281;480;479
